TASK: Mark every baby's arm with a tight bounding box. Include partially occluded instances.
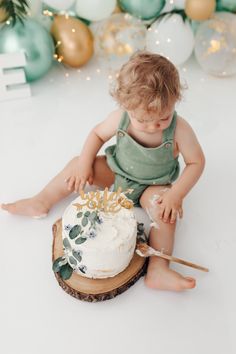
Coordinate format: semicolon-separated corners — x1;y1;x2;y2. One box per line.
66;109;123;192
158;117;205;223
171;117;205;198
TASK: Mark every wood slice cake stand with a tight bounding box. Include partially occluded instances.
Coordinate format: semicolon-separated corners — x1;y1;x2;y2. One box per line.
52;219;147;302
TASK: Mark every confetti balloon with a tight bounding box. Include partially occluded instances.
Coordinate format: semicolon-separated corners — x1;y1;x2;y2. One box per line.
51;15;94;67
146;14;194;66
194;12;236;77
185;0;216;21
75;0;116;21
0;19;54;81
94;13;146;71
118;0;165;20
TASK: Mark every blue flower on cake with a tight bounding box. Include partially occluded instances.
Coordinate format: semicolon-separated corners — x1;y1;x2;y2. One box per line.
87;228;97;239
64;224;73;231
78;265;87;274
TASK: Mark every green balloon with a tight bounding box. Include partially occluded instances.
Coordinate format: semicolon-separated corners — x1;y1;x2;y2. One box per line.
216;0;236;12
118;0;165;20
0;19;54;82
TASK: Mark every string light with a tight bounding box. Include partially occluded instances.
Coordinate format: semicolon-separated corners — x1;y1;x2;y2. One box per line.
43;10;53;17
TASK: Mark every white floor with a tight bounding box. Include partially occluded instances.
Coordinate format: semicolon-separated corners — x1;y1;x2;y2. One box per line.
0;55;235;354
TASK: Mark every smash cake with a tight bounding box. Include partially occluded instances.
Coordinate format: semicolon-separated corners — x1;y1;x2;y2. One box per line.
53;188;144;281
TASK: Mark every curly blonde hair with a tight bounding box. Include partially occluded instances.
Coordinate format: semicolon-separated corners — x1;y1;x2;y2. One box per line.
111;51;183;113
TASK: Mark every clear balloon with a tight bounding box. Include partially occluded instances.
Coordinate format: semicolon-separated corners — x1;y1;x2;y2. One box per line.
194;12;236;77
118;0;165;20
43;0;75;11
94;13;146;72
146;14;195;66
0;19;54;81
75;0;116;21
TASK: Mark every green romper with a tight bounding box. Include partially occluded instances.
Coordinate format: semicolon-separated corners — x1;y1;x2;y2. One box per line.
105;111;180;206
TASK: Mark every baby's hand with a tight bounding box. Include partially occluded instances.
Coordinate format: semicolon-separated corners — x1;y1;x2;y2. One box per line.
157;189;183;224
65;159;94;193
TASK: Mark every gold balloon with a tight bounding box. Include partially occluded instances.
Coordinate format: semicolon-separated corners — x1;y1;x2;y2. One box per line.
185;0;216;21
51;15;94;68
0;6;9;23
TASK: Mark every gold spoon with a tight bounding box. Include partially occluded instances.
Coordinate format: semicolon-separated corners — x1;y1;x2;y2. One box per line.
136;243;209;273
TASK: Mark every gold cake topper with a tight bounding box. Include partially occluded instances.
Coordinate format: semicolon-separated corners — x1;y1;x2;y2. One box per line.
73;187;134;213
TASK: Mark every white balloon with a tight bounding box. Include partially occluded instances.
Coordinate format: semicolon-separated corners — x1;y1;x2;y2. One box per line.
27;0;42;17
43;0;75;11
75;0;116;21
161;0;186;12
173;0;186;9
146;14;194;65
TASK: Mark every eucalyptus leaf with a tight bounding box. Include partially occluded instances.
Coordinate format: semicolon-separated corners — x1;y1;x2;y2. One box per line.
63;238;72;250
77;212;83;218
82;217;88;227
59;263;73;280
89;211;97;220
75;237;87;245
84;211;90;217
69;224;81;239
69;256;77;266
52;256;67;273
72;250;82;262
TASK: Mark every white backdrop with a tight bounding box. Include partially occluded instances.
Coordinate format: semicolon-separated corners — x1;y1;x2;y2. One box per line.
0;55;235;354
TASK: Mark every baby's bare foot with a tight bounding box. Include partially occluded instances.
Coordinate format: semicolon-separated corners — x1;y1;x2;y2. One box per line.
1;197;50;218
145;258;196;292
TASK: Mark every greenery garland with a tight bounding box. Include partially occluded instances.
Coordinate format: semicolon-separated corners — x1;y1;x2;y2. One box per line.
0;0;29;25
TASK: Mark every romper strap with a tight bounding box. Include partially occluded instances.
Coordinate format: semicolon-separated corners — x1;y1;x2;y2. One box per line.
162;111;177;142
118;111;130;131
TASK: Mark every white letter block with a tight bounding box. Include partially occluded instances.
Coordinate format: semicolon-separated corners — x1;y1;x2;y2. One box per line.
0;52;31;101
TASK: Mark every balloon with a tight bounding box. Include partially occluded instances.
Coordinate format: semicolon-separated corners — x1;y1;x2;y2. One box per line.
118;0;165;20
0;7;8;23
75;0;116;21
43;0;75;11
194;12;236;77
146;14;194;66
27;0;42;17
185;0;216;21
51;15;93;67
0;19;54;81
94;13;146;71
161;0;186;12
216;0;236;12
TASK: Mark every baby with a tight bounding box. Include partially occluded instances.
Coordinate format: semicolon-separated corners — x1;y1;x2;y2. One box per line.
1;51;205;292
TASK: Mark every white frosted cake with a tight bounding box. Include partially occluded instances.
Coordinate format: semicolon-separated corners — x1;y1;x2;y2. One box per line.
60;189;137;279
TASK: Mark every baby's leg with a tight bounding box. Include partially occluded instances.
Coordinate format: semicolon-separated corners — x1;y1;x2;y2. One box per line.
1;155;115;218
140;185;196;291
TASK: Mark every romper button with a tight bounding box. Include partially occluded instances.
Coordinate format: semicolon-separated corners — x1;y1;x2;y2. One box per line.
118;131;124;137
165;143;171;148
